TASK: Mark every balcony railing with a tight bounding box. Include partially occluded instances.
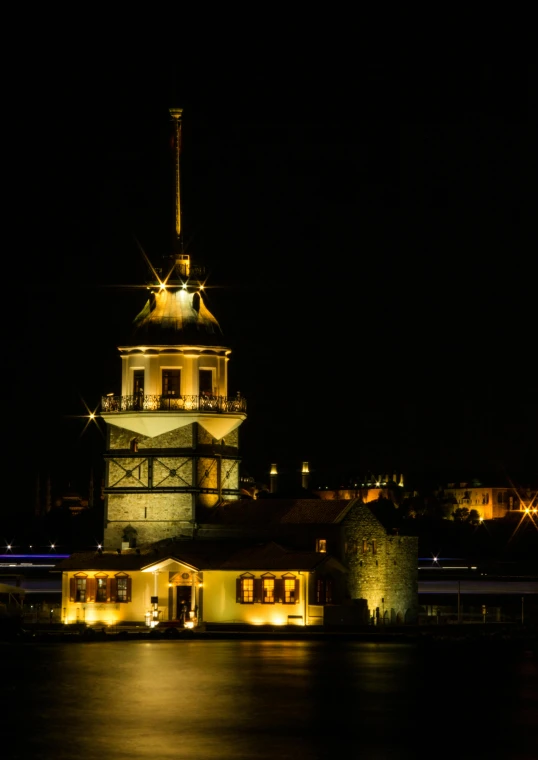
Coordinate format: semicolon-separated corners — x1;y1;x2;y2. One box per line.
101;393;247;414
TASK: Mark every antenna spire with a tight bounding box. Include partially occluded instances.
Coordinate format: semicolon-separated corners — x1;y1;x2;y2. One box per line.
169;108;183;250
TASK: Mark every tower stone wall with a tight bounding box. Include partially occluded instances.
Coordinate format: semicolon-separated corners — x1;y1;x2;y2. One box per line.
104;491;194;547
343;502;418;624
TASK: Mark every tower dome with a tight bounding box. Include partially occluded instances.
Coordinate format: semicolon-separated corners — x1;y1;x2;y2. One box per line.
131;254;223;347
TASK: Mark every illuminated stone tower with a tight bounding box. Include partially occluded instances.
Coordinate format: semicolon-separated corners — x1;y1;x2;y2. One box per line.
100;109;247;550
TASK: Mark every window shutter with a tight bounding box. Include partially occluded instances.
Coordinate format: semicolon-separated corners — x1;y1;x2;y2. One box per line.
69;578;75;602
87;578;96;603
295;579;300;603
275;579;284;604
236;578;241;603
126;577;132;602
254;579;262;603
109;578;117;602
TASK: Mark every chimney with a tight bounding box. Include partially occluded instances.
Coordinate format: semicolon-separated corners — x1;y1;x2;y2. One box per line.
301;462;310;491
270;463;278;494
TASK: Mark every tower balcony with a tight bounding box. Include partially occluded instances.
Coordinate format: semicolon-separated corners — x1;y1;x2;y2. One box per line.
101;393;246;414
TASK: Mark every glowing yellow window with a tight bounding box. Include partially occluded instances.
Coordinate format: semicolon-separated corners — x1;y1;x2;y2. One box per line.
117;577;128;602
284;579;296;604
75;578;87;603
96;577;107;602
241;578;254;604
263;578;275;604
316;539;327;553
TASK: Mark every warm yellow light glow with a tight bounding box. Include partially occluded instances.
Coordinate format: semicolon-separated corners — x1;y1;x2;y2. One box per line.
160;282;166;291
302;462;309;474
182;283;187;290
184;621;195;629
270;463;278;475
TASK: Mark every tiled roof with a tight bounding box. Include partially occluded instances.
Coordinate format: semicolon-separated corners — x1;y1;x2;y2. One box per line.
200;499;354;526
53;551;149;572
56;541;339;573
143;539;334;571
217;542;332;571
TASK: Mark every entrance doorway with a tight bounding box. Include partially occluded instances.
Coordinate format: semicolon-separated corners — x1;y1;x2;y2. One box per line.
176;586;192;623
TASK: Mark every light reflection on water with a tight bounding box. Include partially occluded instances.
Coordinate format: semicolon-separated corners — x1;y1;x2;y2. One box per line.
2;640;537;760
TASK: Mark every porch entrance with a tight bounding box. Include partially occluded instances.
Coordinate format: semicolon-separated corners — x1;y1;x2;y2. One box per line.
176;585;192;622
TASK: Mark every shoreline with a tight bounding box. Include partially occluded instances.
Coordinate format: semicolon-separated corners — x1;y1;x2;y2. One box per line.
1;620;537;650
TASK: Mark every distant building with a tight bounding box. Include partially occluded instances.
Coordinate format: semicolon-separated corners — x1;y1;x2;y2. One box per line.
437;482;538;520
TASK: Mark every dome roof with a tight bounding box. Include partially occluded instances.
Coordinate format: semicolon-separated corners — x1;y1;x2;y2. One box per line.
130;287;224;346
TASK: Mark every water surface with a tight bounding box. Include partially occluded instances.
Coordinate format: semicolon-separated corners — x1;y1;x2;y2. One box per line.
2;640;536;759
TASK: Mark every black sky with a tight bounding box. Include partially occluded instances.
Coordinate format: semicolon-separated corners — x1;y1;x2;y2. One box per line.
6;53;536;512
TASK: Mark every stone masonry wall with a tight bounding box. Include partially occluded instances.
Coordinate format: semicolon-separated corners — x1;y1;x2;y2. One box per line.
343;502;418;624
104;492;193;548
109;423;194;450
384;535;418;623
197;425;239;448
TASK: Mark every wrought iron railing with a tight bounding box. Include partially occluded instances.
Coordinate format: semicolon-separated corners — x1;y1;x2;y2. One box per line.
101;393;247;414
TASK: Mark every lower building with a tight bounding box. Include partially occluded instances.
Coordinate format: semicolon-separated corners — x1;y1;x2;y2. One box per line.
56;497;418;627
56;541;346;627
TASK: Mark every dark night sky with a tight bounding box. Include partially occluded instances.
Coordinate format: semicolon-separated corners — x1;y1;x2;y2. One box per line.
5;52;536;514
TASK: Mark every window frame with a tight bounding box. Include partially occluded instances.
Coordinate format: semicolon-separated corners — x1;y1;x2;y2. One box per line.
95;574;108;603
75;575;87;603
237;573;255;604
261;573;276;604
162;368;181;397
281;573;299;605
